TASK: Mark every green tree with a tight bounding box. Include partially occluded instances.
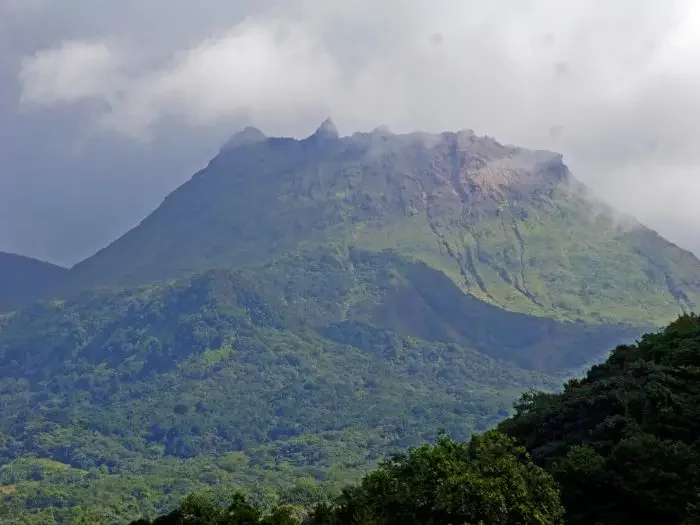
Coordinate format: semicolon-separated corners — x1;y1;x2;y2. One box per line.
129;492;301;525
501;314;700;525
309;431;564;525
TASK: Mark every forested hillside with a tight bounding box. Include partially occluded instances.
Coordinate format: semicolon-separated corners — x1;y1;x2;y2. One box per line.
500;313;700;524
122;315;700;525
1;248;623;523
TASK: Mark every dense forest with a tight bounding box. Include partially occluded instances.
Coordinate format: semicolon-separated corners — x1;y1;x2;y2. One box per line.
500;313;700;524
80;315;700;523
129;432;564;525
0;249;644;523
5;315;680;525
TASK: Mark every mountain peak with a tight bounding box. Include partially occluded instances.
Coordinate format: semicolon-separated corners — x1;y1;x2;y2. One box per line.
220;126;267;151
67;122;700;326
312;117;339;140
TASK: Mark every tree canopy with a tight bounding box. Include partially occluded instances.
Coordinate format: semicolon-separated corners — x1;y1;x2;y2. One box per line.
130;432;563;525
306;431;564;525
131;315;700;525
500;314;700;524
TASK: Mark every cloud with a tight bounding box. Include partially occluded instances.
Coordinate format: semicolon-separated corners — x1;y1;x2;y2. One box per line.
8;0;700;256
18;19;342;139
17;0;695;142
20;40;122;106
0;0;48;15
102;20;340;139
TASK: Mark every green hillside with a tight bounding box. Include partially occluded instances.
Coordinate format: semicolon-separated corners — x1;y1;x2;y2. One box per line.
39;316;700;525
0;248;643;523
63;123;700;325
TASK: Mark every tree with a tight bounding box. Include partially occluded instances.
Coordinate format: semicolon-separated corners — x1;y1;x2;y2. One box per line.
501;315;700;525
128;492;302;525
308;431;564;525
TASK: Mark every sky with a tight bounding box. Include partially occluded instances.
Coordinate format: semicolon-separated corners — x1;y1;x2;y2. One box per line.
2;0;700;266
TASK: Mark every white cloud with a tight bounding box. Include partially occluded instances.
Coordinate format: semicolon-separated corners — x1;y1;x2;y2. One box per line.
11;0;700;251
17;0;695;142
20;40;122;106
101;19;340;138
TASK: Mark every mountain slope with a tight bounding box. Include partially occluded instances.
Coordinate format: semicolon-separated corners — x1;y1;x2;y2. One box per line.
0;252;66;312
0;251;577;522
0;248;645;521
67;122;700;325
118;316;700;525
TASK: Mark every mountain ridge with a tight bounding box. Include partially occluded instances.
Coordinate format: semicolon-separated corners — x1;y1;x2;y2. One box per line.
54;122;700;325
0;252;66;312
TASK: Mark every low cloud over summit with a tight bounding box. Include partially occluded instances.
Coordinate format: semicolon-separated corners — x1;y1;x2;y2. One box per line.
3;0;700;262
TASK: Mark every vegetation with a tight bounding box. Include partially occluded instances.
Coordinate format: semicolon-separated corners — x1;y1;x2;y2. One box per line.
128;432;564;525
116;315;700;525
305;431;564;525
0;287;695;523
128;492;308;525
500;314;700;524
0;249;576;523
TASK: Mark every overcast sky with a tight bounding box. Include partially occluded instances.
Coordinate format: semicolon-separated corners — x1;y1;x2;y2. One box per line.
2;0;700;266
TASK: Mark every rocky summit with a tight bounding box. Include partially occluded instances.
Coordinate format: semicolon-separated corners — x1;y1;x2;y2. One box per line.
63;121;700;325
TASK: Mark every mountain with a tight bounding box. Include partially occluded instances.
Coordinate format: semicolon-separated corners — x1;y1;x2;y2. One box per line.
9;316;699;524
0;252;66;312
64;121;700;325
1;121;695;522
